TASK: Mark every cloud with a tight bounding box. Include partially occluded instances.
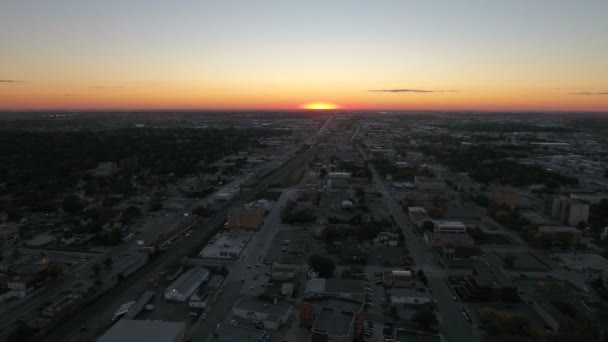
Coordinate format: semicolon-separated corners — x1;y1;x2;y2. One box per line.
0;79;24;83
369;88;458;93
570;91;608;95
93;86;123;90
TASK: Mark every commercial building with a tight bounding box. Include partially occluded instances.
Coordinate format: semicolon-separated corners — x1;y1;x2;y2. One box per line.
299;296;365;342
198;230;252;260
304;279;365;300
97;319;186;342
459;266;519;303
164;266;209;302
414;176;445;191
491;187;518;210
232;298;292;330
560;200;589;226
423;231;474;247
537;226;582;245
569;192;608;205
207;324;268;342
227;207;266;230
271;263;297;281
433;220;467;234
383;270;415;288
407;207;431;229
545;196;590;227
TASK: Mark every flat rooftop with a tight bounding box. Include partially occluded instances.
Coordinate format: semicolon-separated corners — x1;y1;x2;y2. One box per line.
97;319;185;342
313;308;355;337
234;298;291;316
210;324;266;342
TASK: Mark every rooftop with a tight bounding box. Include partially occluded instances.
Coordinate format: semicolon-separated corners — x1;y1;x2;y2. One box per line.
210;324;266;342
97;319;185;342
165;266;209;295
312;308;355;337
234;298;291;316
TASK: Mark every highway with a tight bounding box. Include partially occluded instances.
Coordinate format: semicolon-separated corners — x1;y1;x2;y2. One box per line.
43;117;333;342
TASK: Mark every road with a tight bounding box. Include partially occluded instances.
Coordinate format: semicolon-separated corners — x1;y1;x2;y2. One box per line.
43;118;333;342
358;144;480;342
186;189;297;341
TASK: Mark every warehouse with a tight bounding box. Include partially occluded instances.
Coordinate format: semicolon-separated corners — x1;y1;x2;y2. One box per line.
164;266;209;302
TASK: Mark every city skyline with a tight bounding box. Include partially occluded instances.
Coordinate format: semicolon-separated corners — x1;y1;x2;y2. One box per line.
1;0;607;111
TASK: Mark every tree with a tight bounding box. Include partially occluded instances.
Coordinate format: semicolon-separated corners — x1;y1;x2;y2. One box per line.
576;220;587;230
427;207;443;219
149;197;163;212
412;309;437;329
122;205;142;224
309;254;335;277
417;269;428;285
6;321;41;342
62;195;83;214
503;254;517;269
92;263;101;276
46;263;64;279
103;257;113;268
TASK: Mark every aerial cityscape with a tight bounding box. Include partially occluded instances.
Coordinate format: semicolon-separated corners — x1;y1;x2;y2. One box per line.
1;1;608;342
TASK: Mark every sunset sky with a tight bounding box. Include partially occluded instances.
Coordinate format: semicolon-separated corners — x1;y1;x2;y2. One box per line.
1;0;607;111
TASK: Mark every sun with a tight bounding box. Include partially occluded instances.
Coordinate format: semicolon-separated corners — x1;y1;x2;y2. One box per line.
300;102;340;110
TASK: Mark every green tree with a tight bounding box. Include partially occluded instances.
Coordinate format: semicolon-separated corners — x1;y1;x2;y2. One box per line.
92;263;101;276
412;309;437;329
62;195;83;213
46;263;64;279
417;269;428;285
149;197;163;212
309;254;336;277
103;257;113;268
503;254;517;269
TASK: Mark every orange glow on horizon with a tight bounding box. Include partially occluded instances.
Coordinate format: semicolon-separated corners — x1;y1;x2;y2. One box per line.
300;102;340;110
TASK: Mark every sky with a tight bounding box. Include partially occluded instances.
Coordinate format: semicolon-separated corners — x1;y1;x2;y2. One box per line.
1;0;607;111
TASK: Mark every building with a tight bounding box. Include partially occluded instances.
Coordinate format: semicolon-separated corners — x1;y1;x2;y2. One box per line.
433;220;467;234
383;270;415;288
545;196;590;227
299;296;365;342
376;232;399;247
407;207;431;229
560;200;589;226
271;263;297;281
328;172;351;179
414;176;445;191
207;324;268;342
537;226;582;245
388;288;431;305
164;266;209;301
569;192;608;205
491;187;518;210
97;319;186;342
232;298;292;330
441;246;484;260
423;231;474;247
227;207;266;230
304;279;365;300
459;266;519;303
0;224;19;245
198;230;252;260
